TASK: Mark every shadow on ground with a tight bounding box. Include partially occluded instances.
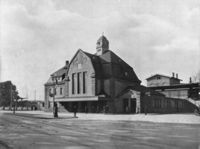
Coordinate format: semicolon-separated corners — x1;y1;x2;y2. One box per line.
4;113;77;120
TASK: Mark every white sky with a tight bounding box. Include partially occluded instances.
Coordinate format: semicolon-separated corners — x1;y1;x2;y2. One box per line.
0;0;200;100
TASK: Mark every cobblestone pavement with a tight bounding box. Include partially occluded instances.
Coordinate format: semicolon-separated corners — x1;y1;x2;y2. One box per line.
0;111;200;149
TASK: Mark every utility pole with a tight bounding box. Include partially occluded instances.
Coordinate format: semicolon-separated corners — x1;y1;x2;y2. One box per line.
12;85;15;115
13;99;16;114
52;75;58;118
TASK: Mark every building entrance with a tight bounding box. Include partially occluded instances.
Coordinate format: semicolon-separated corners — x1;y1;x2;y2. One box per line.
123;98;136;114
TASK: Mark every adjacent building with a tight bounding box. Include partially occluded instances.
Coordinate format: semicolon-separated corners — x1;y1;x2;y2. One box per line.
44;61;69;110
147;74;200;99
0;81;18;109
147;74;200;111
147;73;182;87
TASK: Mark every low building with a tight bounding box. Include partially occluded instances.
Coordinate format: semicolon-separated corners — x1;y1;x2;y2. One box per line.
44;61;69;110
0;81;18;109
147;74;200;111
147;73;182;87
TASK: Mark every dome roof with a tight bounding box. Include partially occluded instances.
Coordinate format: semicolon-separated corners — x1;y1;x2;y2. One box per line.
96;35;109;43
96;35;109;48
96;35;109;55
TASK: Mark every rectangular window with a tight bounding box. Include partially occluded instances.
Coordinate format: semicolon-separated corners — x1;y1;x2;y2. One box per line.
157;76;161;79
83;72;87;93
72;73;75;94
60;87;62;95
77;72;80;94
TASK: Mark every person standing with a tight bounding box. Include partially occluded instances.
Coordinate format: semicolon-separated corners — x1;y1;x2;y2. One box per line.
73;104;77;118
85;105;88;113
54;102;58;118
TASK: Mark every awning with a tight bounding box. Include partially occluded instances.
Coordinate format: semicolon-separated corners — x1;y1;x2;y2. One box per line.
55;96;99;102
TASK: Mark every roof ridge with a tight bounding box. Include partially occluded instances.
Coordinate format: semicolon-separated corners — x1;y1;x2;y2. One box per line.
146;74;182;81
51;65;68;76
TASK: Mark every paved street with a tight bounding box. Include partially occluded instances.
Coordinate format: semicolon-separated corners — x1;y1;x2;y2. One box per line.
0;111;200;149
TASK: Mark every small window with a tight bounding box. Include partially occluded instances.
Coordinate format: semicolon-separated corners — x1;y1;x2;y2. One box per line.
49;88;52;94
54;88;57;95
60;88;63;95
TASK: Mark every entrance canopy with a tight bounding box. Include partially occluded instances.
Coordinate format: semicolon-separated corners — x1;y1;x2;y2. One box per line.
119;89;141;99
55;96;100;102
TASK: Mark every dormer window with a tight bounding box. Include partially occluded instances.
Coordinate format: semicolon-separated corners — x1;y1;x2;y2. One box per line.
157;76;161;80
125;72;128;76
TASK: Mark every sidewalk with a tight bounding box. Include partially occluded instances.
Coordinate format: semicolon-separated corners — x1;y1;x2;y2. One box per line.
1;110;200;124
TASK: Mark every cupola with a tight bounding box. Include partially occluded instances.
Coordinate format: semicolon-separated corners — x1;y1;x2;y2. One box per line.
96;35;109;56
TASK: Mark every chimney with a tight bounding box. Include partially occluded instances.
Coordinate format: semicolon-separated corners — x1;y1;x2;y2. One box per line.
189;77;192;83
65;60;69;66
172;72;175;78
176;73;178;79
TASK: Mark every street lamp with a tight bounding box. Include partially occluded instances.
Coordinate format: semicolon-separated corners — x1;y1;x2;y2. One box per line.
50;74;58;118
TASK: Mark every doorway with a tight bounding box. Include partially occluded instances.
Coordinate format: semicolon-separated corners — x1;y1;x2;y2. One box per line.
130;99;136;113
123;98;136;113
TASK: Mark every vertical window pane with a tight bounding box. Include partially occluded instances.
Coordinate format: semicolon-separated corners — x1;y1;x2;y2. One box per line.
72;73;75;94
54;88;56;95
77;73;80;94
83;72;87;94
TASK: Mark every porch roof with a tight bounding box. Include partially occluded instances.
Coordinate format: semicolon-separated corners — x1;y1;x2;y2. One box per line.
117;85;165;98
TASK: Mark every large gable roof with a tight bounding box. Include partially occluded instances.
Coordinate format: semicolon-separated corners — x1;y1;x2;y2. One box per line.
83;51;103;77
51;66;68;77
99;50;141;83
100;50;132;68
68;49;102;78
82;49;141;83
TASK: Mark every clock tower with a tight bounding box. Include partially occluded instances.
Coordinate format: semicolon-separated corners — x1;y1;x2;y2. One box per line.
96;35;109;56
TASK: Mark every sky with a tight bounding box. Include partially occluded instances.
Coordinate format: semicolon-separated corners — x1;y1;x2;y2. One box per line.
0;0;200;100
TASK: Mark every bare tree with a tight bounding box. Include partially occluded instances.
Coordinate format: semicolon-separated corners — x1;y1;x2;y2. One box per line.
192;70;200;83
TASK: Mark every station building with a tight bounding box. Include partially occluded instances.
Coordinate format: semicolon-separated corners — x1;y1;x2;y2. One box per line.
44;36;198;114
